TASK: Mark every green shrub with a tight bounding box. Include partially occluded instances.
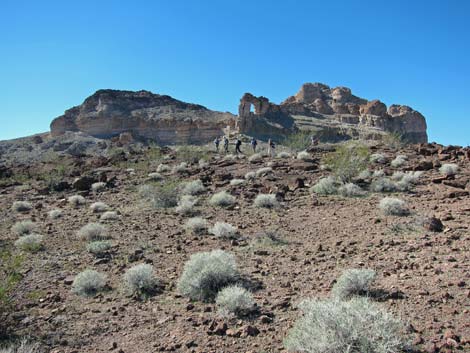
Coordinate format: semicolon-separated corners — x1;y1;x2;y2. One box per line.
11;220;38;236
332;269;376;300
0;250;23;313
370;153;386;164
284;297;408;353
123;263;157;296
177;250;238;301
71;270;107;297
139;182;179;208
282;131;312;151
310;176;339;195
216;285;255;316
14;234;43;252
87;241;112;256
323;142;370;182
181;180;205;196
209;191;236;208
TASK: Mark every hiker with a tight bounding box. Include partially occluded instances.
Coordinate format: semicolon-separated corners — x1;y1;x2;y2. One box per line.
223;136;229;153
250;137;258;153
235;137;243;155
214;136;220;152
267;138;276;157
311;135;319;146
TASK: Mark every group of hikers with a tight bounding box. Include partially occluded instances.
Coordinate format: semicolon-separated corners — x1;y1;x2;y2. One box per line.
213;135;319;156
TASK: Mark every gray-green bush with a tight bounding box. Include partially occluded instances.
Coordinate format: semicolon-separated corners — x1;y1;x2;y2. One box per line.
11;220;37;236
177;249;238;301
210;222;238;239
254;194;279;208
68;195;86;208
216;285;255;316
11;201;32;213
123;263;156;295
14;234;43;252
310;176;339;195
439;163;459;176
332;269;376;299
71;269;107;297
181;180;205;196
209;191;236;208
77;223;108;241
184;217;208;235
87;240;112;256
338;183;365;197
379;197;409;216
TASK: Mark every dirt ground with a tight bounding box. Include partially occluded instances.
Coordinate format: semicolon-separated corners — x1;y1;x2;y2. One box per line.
1;143;469;353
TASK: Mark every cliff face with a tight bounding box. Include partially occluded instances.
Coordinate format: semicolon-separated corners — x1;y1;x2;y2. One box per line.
50;90;237;144
239;83;428;143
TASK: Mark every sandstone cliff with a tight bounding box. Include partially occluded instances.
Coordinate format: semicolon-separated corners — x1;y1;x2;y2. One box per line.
50;90;237;144
239;83;428;143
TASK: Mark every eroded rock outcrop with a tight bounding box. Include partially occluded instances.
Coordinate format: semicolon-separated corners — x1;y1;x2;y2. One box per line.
239;83;428;143
51;90;236;145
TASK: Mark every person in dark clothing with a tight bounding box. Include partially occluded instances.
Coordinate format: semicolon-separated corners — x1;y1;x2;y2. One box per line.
268;138;275;157
250;137;258;153
223;136;229;153
235;138;243;155
214;136;220;152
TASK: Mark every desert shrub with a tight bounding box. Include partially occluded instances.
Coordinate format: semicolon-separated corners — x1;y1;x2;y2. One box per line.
0;250;23;317
332;269;376;300
245;171;256;180
90;202;110;213
71;269;107;297
91;182;106;193
230;178;245;186
0;339;43;353
14;234;43;252
391;155;407;168
216;285;255;316
156;163;171;173
210;222;238;239
198;158;209;168
209;191;236;208
372;169;385;178
184;217;208;235
296;151;310;160
379;197;408;216
248;153;263;163
254;194;279;208
48;209;63;219
251;230;287;247
177;249;238;301
68;195;86;207
282;131;312;151
87;241;112;256
310;176;339;195
123;263;156;295
224;154;237;161
181;180;205;196
11;220;37;236
284;297;408;353
439;163;459;176
11;201;32;213
255;167;273;177
357;170;371;179
176;195;198;216
176;145;209;164
370;178;398;193
276;151;291;159
147;172;163;181
338;183;365;197
394;171;422;191
139;182;179;208
173;162;189;174
100;211;119;221
323;142;370;182
77;223;108;241
370;153;386;164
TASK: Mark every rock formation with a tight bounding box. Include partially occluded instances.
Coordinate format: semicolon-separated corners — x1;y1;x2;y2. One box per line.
239;83;428;143
50;90;237;145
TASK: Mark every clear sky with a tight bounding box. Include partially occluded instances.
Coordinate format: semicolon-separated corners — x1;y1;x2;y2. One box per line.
1;0;469;145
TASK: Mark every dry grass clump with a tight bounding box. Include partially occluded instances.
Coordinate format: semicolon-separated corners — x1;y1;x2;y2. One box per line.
147;172;163;181
77;223;108;241
245;171;256;180
11;201;32;213
372;169;385;178
176;195;198;216
11;220;38;236
91;182;106;193
90;202;110;213
14;234;43;252
439;163;459;176
216;285;255;317
370;178;397;193
87;240;112;256
229;178;245;186
310;176;339;195
255;167;273;177
48;209;63;219
296;151;310;160
184;217;208;235
173;162;189;174
198;158;209;168
156;164;171;173
276;151;291;159
338;183;365;197
391;155;407;168
332;269;376;299
248;153;263;163
100;211;119;221
284;297;408;353
357;170;371;179
210;222;239;239
123;263;157;295
177;249;239;301
370;153;386;164
209;191;236;208
379;197;409;216
254;194;280;208
181;180;205;195
68;195;86;208
71;269;107;297
139;183;179;208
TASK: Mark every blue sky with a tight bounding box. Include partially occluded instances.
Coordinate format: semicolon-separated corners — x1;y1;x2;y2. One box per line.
1;0;468;145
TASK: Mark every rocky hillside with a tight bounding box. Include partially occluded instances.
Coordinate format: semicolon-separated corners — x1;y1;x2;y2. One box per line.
50;89;237;145
239;83;428;143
